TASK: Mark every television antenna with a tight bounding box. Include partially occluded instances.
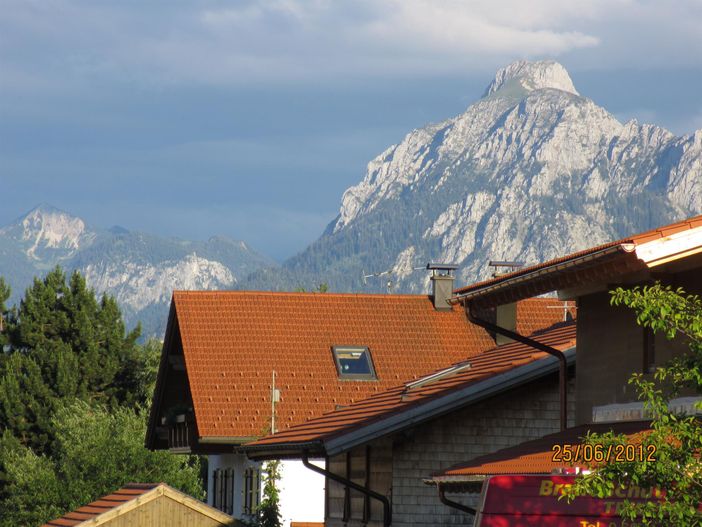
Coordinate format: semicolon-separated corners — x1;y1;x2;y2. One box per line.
547;301;577;322
362;265;426;292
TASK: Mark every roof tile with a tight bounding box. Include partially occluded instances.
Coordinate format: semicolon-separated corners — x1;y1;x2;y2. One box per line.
171;293;570;439
247;321;576;450
41;484;160;527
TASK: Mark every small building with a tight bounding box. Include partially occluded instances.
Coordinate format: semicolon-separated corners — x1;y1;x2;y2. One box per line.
146;269;571;524
41;483;234;527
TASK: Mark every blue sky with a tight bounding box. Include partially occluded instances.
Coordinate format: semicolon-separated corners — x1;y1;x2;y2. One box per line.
2;1;701;261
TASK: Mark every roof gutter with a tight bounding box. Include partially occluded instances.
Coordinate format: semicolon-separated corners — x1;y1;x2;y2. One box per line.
450;244;635;306
245;440;325;460
301;451;392;527
466;305;568;431
198;436;259;445
437;482;476;516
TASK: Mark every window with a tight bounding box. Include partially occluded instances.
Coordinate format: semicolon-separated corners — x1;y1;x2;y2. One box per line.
243;467;261;515
332;346;377;380
212;468;235;515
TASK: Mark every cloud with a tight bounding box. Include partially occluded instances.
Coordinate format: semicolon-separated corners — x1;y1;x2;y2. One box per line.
3;0;701;94
0;0;650;92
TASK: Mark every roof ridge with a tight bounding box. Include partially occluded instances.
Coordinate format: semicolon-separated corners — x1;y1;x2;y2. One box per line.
173;290;433;300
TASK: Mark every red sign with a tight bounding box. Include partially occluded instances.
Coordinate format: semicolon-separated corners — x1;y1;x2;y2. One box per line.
476;475;663;527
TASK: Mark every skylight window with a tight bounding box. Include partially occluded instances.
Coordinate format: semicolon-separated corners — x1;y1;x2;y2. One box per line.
332;346;377;380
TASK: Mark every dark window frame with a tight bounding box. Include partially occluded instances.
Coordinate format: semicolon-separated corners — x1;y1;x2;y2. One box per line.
243;466;261;515
332;345;377;380
212;467;235;515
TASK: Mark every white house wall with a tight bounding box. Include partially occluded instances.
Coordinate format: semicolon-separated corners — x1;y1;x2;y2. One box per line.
278;459;325;526
207;452;260;520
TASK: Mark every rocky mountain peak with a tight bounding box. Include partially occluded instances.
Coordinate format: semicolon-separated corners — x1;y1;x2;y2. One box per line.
274;59;702;296
483;59;579;97
1;204;96;261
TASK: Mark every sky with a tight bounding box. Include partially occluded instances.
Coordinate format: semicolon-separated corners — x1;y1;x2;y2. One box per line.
2;1;702;261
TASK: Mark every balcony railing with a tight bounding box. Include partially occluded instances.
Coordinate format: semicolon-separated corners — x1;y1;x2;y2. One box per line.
165;414;194;451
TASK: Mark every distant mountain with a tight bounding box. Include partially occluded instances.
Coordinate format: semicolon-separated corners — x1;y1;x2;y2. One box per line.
0;205;276;337
243;60;702;293
7;60;701;334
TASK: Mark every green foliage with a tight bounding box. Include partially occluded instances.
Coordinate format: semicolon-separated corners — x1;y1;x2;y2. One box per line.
0;267;204;526
256;460;282;527
0;401;202;527
0;267;154;453
566;283;702;525
0;277;10;347
293;282;329;293
0;431;63;527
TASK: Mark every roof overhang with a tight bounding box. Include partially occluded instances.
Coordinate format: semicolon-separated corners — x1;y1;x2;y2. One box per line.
451;245;638;308
198;436;259;445
634;225;702;267
452;224;702;308
427;420;653;488
145;302;177;450
244;347;575;460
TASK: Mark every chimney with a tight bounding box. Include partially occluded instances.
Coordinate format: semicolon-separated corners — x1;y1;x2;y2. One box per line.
427;263;458;311
495;303;518;345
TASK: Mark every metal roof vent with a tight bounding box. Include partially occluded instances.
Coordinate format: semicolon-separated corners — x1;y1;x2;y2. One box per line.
488;260;525;278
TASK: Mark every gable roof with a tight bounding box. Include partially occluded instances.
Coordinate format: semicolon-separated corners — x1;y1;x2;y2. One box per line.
147;292;571;448
41;483;232;527
430;420;652;485
453;214;702;308
244;320;576;459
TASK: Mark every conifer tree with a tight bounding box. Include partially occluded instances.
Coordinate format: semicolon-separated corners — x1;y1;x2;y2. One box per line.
0;268;150;452
0;268;204;525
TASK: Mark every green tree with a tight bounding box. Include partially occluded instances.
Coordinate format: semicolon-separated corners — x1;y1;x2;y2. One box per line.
0;277;10;347
567;284;702;525
0;268;201;526
256;460;282;527
0;267;154;453
0;400;202;527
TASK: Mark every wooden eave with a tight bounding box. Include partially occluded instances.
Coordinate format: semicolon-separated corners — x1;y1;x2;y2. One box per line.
454;245;645;309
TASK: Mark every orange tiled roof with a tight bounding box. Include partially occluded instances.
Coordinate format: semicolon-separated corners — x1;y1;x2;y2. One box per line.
152;292;570;443
41;483;159;527
514;298;575;335
245;320;576;454
42;483;232;526
454;214;702;300
433;420;652;482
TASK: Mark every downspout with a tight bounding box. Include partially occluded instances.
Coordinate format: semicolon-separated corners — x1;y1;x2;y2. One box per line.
302;451;392;527
465;304;568;431
437;483;476;515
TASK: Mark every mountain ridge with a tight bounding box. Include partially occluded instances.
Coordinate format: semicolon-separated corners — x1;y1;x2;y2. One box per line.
4;60;701;333
0;205;276;337
242;59;702;293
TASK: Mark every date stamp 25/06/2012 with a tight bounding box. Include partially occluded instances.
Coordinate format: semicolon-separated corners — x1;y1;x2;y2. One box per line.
551;443;657;464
